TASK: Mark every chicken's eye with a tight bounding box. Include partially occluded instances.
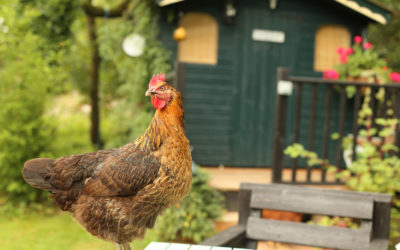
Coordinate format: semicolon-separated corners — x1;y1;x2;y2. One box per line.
158;86;166;91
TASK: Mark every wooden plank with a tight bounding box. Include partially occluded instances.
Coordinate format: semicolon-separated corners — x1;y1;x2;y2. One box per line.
145;242;170;250
367;239;389;250
250;187;373;219
307;83;318;182
167;243;191;250
189;245;212;250
352;87;362;161
238;188;252;225
272;68;290;183
240;183;392;203
200;225;246;247
336;87;346;169
176;62;186;95
370;87;378;129
360;220;372;231
395;89;400;156
321;85;332;182
373;201;391;239
246;217;371;250
247;209;261;249
291;83;302;182
289;77;400;89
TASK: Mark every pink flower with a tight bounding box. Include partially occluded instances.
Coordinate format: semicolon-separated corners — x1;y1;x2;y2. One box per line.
337;47;345;55
354;36;362;44
390;72;400;83
339;54;348;63
346;48;354;55
363;42;372;50
323;69;339;80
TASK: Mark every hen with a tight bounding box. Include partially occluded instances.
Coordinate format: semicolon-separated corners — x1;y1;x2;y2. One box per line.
22;73;192;250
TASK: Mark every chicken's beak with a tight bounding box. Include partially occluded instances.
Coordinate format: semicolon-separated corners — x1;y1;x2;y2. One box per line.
145;88;156;96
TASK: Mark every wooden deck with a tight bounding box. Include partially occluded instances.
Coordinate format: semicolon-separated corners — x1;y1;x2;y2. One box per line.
203;167;346;191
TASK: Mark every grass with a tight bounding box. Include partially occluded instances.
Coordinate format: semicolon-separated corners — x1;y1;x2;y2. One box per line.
0;211;155;250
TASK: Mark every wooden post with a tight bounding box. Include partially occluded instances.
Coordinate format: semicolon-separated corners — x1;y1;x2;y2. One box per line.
272;67;290;183
175;62;186;95
395;89;400;156
373;201;391;239
238;188;252;226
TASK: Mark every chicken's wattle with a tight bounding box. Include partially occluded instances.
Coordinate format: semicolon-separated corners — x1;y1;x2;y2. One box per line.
152;96;167;109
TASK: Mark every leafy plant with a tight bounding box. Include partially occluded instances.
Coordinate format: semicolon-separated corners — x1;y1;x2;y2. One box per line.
156;165;225;243
18;0;79;48
335;36;387;81
308;216;359;229
322;36;400;98
0;2;58;204
284;90;400;242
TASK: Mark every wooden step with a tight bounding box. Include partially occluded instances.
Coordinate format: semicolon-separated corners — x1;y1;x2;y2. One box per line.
203;167;346;191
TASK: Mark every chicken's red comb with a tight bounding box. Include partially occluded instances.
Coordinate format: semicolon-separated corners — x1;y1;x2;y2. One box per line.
149;73;165;88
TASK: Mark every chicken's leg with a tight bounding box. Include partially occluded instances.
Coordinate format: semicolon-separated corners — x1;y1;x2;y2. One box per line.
122;243;132;250
114;243;123;250
114;242;132;250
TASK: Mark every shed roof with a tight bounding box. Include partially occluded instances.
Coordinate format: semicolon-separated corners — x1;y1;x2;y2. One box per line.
333;0;391;24
156;0;392;24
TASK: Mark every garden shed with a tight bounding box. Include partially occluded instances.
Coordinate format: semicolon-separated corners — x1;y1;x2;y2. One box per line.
157;0;391;167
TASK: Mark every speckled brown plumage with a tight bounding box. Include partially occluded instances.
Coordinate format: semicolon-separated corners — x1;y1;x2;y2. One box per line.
22;82;192;244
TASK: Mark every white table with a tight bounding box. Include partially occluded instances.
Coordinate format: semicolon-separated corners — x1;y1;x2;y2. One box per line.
145;242;252;250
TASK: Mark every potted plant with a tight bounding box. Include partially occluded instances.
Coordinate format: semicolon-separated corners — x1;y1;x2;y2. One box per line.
322;36;400;97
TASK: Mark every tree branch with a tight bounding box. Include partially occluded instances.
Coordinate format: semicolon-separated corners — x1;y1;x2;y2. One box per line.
82;0;131;18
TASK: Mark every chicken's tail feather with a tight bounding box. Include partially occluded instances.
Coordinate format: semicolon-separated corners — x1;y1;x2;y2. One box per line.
22;158;55;191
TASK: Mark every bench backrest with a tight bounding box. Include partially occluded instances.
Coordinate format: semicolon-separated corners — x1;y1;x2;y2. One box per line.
238;183;392;250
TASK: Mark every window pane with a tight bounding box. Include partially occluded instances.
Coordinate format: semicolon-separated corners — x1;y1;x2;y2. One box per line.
178;13;218;65
314;25;350;71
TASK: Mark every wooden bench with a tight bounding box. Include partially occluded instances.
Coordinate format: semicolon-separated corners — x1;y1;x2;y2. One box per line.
201;183;392;250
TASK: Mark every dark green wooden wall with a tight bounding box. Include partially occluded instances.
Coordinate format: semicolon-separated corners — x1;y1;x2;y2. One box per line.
159;0;370;167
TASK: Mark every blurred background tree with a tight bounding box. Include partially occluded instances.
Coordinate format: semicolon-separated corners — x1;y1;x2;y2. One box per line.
368;0;400;71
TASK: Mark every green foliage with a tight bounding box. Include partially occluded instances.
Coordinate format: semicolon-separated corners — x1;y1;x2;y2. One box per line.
284;93;400;242
47;92;95;156
0;2;59;203
368;1;400;72
336;42;387;81
18;0;80;49
156;165;225;243
98;1;172;148
308;216;359;229
0;0;172;209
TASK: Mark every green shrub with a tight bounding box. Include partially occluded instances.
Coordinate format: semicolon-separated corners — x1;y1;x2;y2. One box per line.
0;2;58;204
156;165;225;243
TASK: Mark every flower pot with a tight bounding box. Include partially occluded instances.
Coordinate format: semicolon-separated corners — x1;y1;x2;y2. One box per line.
346;76;370;94
262;209;303;222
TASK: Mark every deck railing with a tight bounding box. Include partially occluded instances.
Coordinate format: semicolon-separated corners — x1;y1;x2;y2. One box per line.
272;67;400;184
